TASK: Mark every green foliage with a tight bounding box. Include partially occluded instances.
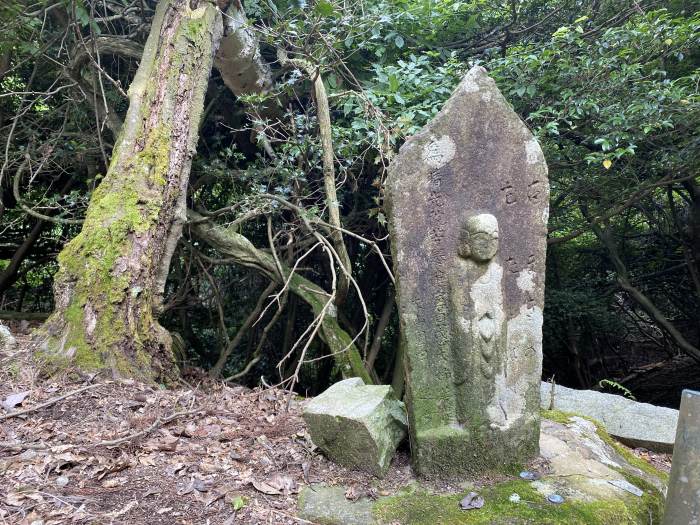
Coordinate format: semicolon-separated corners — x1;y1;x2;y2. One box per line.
598;379;636;400
231;495;248;510
489;9;700;167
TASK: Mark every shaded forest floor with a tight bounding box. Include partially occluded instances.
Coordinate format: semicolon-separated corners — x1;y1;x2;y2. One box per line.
0;325;671;525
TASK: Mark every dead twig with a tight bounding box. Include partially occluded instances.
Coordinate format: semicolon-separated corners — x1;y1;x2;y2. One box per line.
0;409;203;451
0;440;55;450
0;382;103;421
92;409;202;447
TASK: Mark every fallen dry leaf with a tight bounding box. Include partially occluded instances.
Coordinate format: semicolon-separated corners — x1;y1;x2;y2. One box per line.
252;472;299;496
252;479;282;495
2;391;30;411
5;492;26;506
105;500;138;518
101;478;122;488
346;485;361;501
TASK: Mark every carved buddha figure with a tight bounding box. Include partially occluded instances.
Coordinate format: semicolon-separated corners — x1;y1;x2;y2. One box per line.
451;213;505;432
457;214;499;263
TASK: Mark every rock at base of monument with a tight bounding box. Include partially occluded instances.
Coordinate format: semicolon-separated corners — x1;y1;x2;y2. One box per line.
302;378;407;478
298;415;666;525
540;381;678;452
412;417;540;478
298;484;377;525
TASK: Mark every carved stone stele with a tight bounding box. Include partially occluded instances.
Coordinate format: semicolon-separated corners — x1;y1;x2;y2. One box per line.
386;65;549;477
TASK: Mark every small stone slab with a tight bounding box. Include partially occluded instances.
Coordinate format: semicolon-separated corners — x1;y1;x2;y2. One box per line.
302;378;407;477
298;485;377;525
541;381;678;451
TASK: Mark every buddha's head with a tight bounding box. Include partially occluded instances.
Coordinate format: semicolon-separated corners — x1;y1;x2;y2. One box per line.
457;213;499;262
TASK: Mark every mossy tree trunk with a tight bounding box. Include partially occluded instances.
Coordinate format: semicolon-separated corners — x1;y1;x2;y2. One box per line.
35;0;223;382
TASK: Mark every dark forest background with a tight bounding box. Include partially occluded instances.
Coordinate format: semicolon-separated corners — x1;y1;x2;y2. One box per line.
1;0;698;406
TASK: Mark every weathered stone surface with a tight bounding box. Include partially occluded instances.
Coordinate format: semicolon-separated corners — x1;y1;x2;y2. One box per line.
535;416;665;497
299;416;666;524
302;378;407;477
0;322;16;353
298;485;377;525
663;389;700;525
540;381;678;452
385;65;549;477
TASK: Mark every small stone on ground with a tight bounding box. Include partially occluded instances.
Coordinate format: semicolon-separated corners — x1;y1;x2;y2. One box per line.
302;378;407;477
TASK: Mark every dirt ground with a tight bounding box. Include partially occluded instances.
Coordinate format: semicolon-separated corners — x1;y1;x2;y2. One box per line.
0;324;672;525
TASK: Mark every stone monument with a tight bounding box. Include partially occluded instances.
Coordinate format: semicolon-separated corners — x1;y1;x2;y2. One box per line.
385;65;549;477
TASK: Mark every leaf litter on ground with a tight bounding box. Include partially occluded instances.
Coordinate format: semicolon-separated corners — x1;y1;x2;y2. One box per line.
0;324;670;524
0;326;418;524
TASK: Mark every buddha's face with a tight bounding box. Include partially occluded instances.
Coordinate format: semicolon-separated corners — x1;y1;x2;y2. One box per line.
458;214;499;262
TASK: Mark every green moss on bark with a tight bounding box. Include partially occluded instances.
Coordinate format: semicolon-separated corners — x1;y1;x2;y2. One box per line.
288;272;373;384
35;0;223;383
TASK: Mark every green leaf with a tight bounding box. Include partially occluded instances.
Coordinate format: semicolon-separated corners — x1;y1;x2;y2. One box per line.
394;35;404;48
232;495;248;511
314;0;335;17
75;2;90;26
327;74;337;89
388;74;399;92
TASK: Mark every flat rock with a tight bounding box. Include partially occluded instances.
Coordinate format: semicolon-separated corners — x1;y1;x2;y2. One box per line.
535;416;664;499
302;378;407;477
541;381;678;451
299;415;666;524
298;485;377;525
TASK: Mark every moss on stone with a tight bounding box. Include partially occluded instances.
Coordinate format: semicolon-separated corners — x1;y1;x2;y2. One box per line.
539;409;574;425
373;479;658;525
541;409;669;483
599;427;669;484
617;471;664;523
373;414;666;523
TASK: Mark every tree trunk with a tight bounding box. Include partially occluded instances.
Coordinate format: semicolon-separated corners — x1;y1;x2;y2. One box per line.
683;180;700;300
215;4;272;98
365;285;394;374
34;0;223;382
0;220;45;295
